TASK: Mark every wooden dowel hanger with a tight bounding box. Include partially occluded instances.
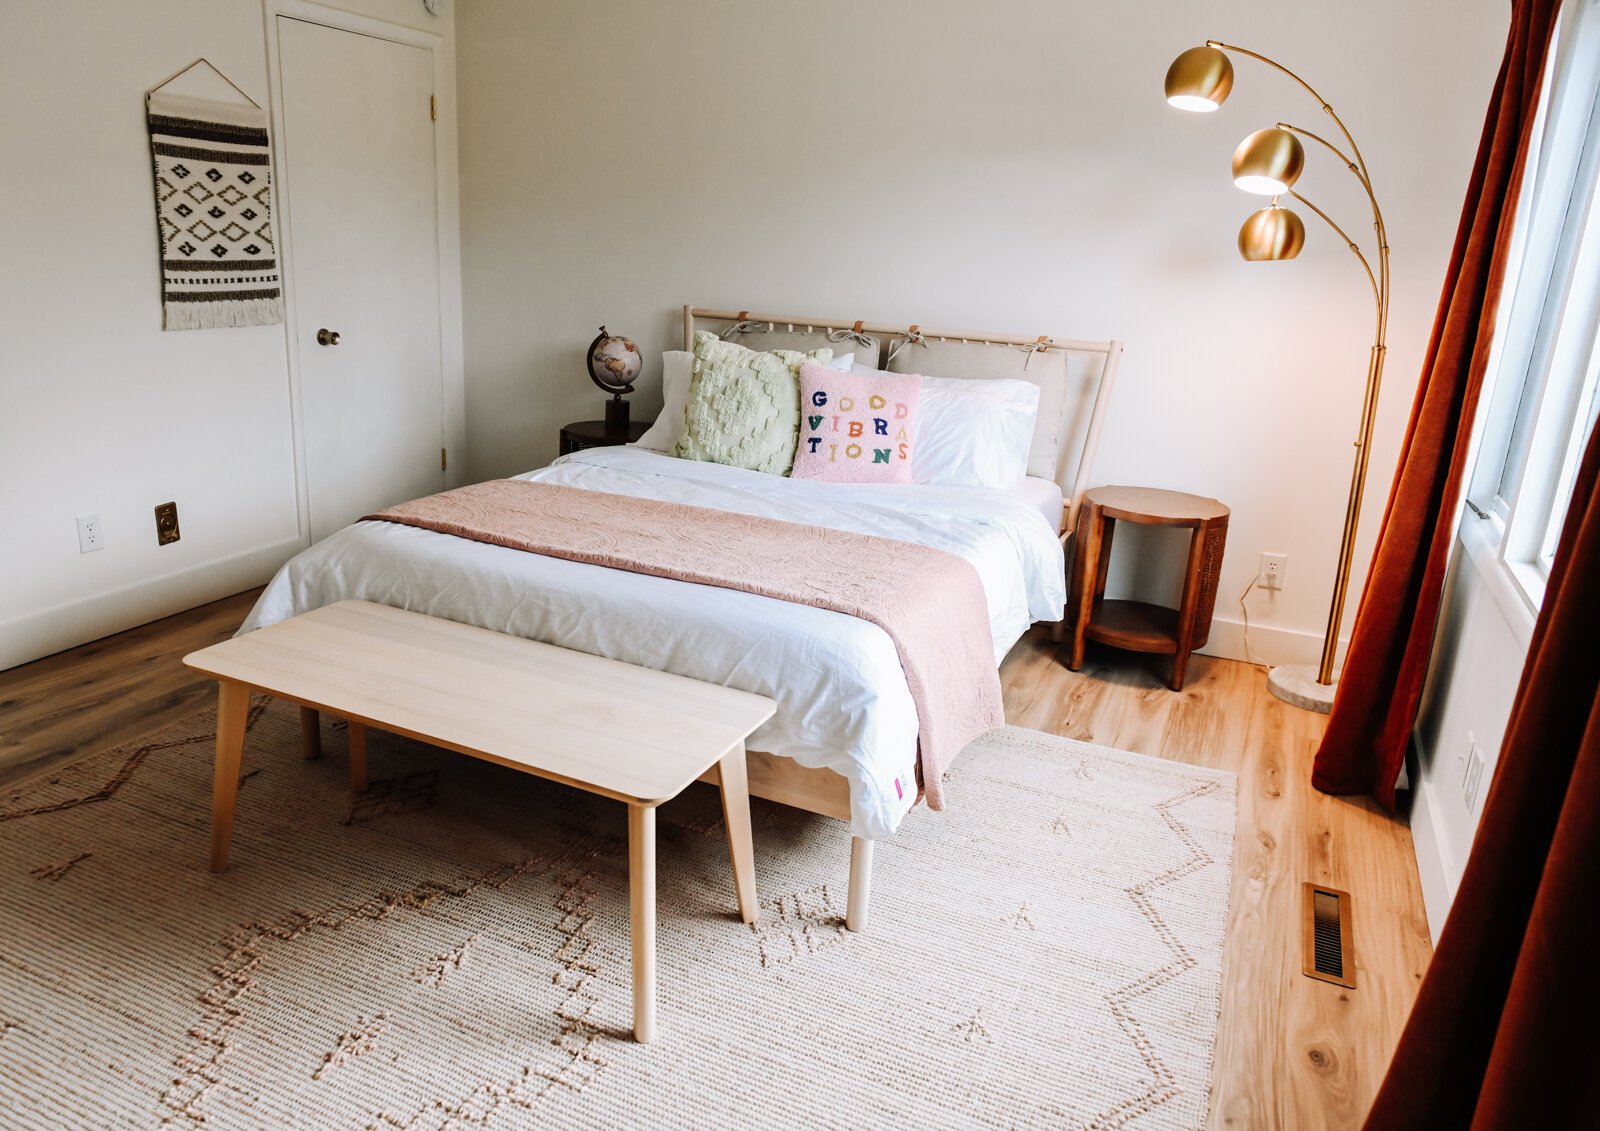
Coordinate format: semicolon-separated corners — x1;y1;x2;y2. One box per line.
149;57;261;108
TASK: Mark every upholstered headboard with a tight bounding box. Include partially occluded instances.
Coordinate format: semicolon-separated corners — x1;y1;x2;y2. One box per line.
682;306;1124;533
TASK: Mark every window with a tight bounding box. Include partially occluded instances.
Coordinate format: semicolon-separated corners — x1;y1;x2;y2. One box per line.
1468;0;1600;610
1538;344;1600;569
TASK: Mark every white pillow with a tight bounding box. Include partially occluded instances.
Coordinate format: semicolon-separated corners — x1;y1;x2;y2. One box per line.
635;350;853;453
633;351;693;452
885;342;1068;480
852;364;1039;489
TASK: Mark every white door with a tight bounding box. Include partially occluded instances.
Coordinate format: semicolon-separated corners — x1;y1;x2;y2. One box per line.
277;16;444;542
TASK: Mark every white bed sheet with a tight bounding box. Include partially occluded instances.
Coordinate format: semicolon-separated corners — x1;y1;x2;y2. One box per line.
241;447;1066;838
1015;476;1066;532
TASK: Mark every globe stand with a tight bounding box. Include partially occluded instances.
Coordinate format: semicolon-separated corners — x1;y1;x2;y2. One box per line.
604;394;630;433
588;325;640;437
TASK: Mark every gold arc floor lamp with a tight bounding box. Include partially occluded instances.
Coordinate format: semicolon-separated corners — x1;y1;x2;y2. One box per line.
1165;41;1390;714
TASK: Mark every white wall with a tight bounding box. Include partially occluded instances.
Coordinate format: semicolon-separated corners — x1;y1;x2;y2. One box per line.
0;0;460;669
1411;520;1532;940
455;0;1508;663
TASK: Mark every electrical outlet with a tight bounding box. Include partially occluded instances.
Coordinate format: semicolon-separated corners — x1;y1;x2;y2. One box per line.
76;513;104;554
1462;734;1486;810
154;501;181;546
1260;552;1288;589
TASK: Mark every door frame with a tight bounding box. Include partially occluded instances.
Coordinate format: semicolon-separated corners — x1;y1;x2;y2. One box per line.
261;0;465;547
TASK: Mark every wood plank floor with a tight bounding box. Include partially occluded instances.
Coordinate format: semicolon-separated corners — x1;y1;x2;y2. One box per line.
0;592;1431;1127
1003;636;1432;1129
0;590;263;789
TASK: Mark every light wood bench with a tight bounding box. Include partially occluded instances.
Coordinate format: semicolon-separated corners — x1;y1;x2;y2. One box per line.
183;599;776;1043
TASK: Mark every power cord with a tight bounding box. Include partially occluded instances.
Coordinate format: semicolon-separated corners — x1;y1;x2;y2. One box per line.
1238;573;1268;669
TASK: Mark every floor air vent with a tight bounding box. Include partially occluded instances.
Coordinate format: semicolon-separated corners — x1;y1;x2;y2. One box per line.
1301;882;1356;988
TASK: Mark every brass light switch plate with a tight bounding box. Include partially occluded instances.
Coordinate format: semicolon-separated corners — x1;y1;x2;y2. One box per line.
154;501;180;546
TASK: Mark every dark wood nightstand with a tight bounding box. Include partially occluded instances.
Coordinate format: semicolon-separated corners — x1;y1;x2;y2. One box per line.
1065;485;1230;691
559;419;651;455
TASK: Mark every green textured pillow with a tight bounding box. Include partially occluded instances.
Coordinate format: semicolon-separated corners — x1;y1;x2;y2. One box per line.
671;331;832;475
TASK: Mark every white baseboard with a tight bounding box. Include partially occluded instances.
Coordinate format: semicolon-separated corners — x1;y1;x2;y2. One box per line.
1196;614;1350;669
0;536;303;670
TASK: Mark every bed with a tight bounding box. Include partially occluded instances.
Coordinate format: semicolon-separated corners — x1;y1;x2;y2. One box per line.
242;306;1124;930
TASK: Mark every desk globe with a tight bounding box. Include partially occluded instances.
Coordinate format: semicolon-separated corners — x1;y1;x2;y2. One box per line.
587;325;641;430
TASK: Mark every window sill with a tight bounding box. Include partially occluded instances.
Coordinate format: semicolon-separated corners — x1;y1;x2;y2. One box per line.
1505;559;1549;615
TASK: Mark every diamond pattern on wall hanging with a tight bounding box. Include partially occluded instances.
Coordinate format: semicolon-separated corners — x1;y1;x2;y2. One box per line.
147;83;282;330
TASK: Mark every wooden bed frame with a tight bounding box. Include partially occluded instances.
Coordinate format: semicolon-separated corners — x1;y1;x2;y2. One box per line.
681;306;1124;932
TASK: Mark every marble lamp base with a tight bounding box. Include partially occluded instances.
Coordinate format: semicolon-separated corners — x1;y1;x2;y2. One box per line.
1268;663;1339;714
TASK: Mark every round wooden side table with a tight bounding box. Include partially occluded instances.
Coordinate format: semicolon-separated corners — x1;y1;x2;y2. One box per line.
1065;485;1230;691
559;419;651;455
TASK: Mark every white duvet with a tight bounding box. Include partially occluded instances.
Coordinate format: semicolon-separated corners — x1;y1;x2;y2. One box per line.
241;447;1066;838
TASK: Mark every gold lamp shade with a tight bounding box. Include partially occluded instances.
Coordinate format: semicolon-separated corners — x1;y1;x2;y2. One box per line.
1165;45;1234;111
1232;128;1305;195
1238;205;1306;260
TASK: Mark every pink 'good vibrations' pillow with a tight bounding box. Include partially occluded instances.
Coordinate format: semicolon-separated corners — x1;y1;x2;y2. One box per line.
791;362;923;483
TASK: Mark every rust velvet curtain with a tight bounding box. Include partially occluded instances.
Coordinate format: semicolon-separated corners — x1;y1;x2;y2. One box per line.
1310;0;1562;809
1364;416;1599;1128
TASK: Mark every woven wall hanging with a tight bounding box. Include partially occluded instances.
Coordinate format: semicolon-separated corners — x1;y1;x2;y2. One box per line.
146;61;283;330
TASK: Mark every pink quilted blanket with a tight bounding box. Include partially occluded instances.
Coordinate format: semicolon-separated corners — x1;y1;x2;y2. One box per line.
366;479;1003;809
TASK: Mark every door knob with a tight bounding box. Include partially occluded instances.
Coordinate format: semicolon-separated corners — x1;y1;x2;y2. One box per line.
316;328;341;346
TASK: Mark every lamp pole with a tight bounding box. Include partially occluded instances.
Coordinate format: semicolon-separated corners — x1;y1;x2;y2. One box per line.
1168;42;1391;703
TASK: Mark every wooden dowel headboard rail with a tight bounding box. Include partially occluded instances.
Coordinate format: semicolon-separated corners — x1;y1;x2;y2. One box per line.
685;306;1115;356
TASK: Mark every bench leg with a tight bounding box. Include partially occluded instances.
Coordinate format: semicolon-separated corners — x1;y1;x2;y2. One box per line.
300;706;322;760
716;743;759;925
628;803;656;1043
209;680;251;873
846;836;874;933
348;721;368;792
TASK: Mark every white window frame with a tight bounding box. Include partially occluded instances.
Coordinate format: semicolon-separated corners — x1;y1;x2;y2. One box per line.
1538;366;1600;568
1464;0;1600;615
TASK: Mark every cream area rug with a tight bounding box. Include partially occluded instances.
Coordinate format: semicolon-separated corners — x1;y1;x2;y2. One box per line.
0;698;1236;1129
